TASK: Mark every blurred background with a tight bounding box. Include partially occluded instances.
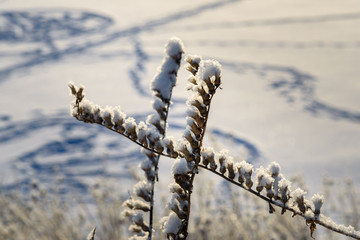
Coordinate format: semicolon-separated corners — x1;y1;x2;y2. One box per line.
0;0;359;239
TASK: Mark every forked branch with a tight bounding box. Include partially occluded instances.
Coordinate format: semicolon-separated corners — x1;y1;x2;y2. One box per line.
68;37;360;240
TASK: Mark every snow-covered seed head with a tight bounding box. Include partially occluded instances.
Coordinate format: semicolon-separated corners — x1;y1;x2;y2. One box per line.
163;137;178;158
226;157;235;180
266;188;275;199
278;178;291;204
137;121;148;147
100;106;113;128
128;224;143;235
196;59;222;96
186;64;198;76
140;158;153;172
184;129;199;149
161;212;183;236
187;118;202;139
152;98;167;120
165;37;184;61
124;117;137;140
93;107;103;124
123;198;151;212
178;141;195;162
268;162;281;178
68;82;85;102
168;201;187;220
133;213;149;232
189;98;208;118
237;161;253;188
186;54;202;70
146;113;164;135
187;76;197;86
186;108;205;129
218;151;228;175
311;194;324;216
255;166;266;193
168;192;188;220
198;60;221;83
169;183;186;199
151;37;183;102
112;106;126;133
292;188;307;213
172;158;190;175
201;147;215;167
146;128;161;150
134;181;152;202
196;86;211;105
154;141;164;153
208;154;217;171
68;82;78;96
75;100;93;122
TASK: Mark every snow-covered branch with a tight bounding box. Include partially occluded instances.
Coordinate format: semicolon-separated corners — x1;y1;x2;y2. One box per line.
68;37;360;240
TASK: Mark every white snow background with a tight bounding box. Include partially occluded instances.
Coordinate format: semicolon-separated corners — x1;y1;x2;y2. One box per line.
0;0;360;203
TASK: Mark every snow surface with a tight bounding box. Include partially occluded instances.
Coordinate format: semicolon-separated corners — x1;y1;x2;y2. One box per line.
0;0;360;207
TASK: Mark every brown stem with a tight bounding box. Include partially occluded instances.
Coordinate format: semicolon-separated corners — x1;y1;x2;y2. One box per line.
184;86;219;236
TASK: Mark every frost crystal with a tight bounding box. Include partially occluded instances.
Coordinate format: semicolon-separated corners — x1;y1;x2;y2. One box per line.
151;38;183;101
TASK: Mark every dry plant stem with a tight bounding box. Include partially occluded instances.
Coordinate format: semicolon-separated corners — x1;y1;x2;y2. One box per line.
199;164;360;240
69;39;360;240
148;101;171;240
185;90;218;235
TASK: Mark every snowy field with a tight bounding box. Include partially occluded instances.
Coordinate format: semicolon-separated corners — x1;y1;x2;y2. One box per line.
1;0;360;199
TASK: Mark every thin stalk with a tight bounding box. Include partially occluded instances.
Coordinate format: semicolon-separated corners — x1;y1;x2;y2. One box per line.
148;101;171;240
185;88;218;236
